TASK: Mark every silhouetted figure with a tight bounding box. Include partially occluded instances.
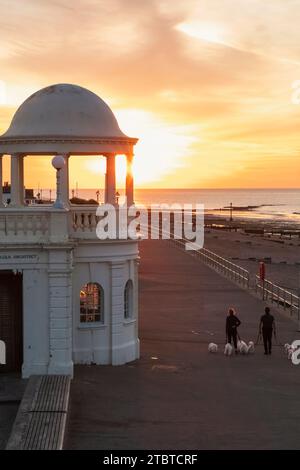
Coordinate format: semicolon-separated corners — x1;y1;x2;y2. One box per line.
260;306;276;355
226;308;241;353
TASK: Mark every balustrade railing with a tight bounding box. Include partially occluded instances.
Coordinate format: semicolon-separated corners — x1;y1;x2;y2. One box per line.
0;208;49;241
255;275;300;320
170;236;250;288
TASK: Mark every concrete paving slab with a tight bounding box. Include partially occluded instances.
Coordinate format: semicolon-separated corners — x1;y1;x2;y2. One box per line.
64;240;300;450
0;374;27;450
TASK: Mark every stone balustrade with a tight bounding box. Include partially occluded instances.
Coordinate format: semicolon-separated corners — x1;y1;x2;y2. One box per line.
0;208;50;242
0;205;132;242
71;205;99;236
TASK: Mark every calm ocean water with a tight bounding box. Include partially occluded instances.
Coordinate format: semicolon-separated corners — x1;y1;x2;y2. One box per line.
38;188;300;224
73;188;300;224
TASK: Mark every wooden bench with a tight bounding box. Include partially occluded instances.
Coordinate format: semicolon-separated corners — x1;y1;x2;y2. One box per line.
6;375;70;450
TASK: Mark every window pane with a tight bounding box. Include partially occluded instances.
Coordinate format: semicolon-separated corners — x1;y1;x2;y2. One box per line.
124;280;133;319
80;283;103;323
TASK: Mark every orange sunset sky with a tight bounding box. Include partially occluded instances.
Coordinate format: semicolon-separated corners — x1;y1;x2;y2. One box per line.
0;0;300;189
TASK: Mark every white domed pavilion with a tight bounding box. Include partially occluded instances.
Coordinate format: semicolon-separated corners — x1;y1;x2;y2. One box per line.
0;84;140;378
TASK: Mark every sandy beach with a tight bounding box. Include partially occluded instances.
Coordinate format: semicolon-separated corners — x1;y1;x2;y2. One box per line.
204;226;300;293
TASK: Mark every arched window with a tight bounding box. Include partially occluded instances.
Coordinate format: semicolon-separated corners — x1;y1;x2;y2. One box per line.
124;280;133;319
80;283;104;323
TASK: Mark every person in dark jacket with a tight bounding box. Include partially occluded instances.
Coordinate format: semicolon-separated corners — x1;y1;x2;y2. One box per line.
226;308;241;353
259;306;276;355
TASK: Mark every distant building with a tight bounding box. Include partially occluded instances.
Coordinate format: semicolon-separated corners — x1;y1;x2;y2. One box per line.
0;84;139;378
2;182;36;205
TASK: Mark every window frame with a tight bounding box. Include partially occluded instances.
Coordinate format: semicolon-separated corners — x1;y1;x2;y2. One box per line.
79;282;104;325
124;279;134;320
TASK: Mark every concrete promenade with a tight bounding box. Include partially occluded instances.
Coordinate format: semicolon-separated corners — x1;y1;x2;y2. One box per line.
0;375;27;449
64;239;300;450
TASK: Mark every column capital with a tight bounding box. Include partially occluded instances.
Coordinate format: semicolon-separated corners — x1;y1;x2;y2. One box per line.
11;152;25;158
103;152;116;158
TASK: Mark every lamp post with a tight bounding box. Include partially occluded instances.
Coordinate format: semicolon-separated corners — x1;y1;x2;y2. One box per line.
52;155;66;209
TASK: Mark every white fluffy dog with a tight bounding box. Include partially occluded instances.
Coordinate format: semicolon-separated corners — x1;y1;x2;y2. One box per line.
238;340;249;355
287;345;296;360
224;343;233;356
248;341;255;354
208;342;218;353
284;344;295;360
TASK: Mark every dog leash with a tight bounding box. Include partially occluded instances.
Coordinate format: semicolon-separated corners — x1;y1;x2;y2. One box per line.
255;331;261;345
274;330;282;346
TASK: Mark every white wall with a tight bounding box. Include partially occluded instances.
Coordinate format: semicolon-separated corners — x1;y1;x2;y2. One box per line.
73;240;139;366
0;238;139;377
22;268;49;376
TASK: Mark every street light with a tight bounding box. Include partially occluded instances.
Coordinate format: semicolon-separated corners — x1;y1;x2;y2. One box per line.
52;155;66;209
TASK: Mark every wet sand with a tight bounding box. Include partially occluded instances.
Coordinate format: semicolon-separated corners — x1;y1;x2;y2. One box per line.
204;227;300;292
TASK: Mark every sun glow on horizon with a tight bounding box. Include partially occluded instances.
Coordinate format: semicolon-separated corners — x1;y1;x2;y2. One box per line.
115;109;196;187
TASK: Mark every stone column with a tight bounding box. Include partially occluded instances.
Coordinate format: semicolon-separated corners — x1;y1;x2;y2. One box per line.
19;154;25;203
60;154;70;207
0;154;4;207
110;260;125;365
47;248;73;376
126;152;134;206
10;153;24;206
105;154;116;205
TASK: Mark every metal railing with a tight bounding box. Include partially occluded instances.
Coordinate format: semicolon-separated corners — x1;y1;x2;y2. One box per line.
143;222;299;316
166;235;250;288
255;275;300;320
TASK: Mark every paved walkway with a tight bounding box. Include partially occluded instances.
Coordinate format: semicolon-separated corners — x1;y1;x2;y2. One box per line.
0;374;27;449
64;240;300;450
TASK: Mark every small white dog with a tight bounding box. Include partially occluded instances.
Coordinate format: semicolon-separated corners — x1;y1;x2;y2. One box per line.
287;346;296;360
208;342;218;353
238;340;249;355
284;344;295;360
224;343;233;356
248;341;255;354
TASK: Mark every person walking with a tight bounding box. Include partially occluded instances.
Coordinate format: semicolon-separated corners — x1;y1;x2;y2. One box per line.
226;308;241;353
259;306;276;355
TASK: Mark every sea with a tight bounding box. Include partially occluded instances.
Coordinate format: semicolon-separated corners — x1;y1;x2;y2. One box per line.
39;188;300;226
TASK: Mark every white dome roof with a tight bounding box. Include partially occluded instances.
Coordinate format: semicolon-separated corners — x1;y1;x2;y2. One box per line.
2;84;127;139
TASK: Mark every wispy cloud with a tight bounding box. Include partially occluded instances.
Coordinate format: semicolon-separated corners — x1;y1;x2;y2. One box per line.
0;0;300;187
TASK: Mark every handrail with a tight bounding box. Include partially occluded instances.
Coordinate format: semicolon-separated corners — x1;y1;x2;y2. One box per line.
142;223;250;288
170;237;250;288
255;275;300;320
